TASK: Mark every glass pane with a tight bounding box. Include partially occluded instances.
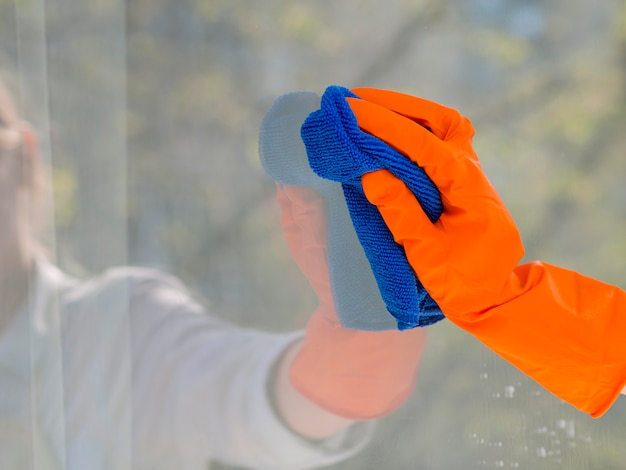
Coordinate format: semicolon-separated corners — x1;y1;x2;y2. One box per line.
0;0;624;469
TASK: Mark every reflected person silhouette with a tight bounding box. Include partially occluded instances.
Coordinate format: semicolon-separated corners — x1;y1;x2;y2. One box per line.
0;78;428;469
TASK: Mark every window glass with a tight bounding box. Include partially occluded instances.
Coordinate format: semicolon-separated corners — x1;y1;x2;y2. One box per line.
1;1;624;469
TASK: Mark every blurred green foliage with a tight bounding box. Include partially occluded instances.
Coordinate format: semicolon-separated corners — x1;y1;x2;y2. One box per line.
1;0;625;468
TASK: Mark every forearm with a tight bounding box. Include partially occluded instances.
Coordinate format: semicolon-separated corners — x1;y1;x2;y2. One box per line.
272;340;356;440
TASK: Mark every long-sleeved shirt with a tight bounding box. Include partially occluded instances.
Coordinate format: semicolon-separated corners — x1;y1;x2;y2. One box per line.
0;259;372;469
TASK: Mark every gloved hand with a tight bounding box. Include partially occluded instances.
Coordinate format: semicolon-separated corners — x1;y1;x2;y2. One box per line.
348;88;524;316
276;182;427;420
347;87;626;418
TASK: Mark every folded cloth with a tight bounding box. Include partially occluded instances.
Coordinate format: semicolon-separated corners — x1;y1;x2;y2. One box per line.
301;85;445;329
259;91;397;331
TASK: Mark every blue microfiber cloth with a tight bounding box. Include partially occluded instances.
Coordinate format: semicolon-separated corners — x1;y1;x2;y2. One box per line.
301;85;445;329
260;91;398;331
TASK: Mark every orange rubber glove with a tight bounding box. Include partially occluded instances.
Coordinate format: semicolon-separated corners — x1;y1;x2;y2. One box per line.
276;183;427;420
347;87;626;418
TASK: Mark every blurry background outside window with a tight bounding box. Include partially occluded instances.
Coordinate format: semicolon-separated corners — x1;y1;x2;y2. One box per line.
1;0;625;468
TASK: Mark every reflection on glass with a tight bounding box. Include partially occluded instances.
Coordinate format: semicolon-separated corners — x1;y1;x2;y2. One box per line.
0;0;625;469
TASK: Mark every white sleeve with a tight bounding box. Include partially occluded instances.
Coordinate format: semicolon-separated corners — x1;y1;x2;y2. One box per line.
128;270;373;470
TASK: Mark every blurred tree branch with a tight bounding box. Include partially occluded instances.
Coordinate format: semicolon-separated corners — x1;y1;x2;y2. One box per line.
352;1;447;85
